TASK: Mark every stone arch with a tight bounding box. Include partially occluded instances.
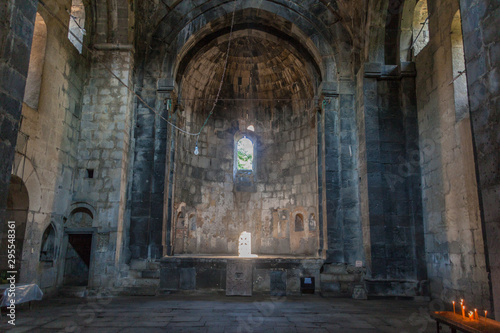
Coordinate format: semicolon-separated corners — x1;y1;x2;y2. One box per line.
11;153;42;213
154;6;342;85
67;202;97;222
67;204;95;229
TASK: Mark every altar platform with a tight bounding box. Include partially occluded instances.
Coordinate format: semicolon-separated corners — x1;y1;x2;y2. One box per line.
159;255;324;296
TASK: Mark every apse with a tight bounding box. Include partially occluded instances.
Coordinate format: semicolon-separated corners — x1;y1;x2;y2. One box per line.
172;30;319;256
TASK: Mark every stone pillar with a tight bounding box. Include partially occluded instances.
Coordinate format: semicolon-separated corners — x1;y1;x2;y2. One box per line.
74;47;134;287
129;78;172;259
460;0;500;318
319;80;362;265
153;78;174;258
358;63;426;296
321;87;342;263
0;0;37;235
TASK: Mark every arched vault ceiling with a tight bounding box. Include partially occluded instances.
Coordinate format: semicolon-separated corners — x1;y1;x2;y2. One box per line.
180;35;315;103
134;0;367;66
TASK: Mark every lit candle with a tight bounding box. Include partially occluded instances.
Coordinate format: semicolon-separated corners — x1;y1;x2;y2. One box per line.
462;305;466;319
474;309;478;320
485;310;488;320
452;301;456;314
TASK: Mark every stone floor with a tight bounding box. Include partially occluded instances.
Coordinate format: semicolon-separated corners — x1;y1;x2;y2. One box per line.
0;294;439;332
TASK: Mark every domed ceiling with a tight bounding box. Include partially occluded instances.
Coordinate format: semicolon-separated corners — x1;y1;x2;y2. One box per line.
179;34;315;107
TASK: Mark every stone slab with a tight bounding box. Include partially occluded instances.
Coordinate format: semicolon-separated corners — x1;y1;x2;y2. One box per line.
226;260;252;296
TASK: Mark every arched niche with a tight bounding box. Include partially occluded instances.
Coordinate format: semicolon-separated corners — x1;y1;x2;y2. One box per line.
40;223;58;262
66;206;94;228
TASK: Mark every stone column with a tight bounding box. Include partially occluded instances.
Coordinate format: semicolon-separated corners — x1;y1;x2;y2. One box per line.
358;62;426;296
74;47;134;288
154;78;174;258
321;85;342;263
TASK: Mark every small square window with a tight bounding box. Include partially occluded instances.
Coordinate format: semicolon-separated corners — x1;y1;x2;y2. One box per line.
86;169;94;178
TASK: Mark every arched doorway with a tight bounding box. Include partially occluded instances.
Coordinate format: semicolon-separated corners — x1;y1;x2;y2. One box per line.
0;176;29;279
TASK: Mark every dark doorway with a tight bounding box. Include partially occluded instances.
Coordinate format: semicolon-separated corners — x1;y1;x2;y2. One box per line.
1;176;29;277
63;234;92;286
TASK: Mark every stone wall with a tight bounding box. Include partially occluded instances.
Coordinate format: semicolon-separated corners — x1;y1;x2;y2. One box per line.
74;49;134;288
415;0;490;310
0;0;88;294
356;62;426;296
172;101;319;255
321;84;363;266
459;0;500;318
0;0;37;257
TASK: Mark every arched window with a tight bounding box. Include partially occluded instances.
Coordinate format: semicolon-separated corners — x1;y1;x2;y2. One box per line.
451;10;469;122
68;0;85;53
40;224;57;262
412;0;429;56
236;137;254;170
233;133;256;192
23;13;47;110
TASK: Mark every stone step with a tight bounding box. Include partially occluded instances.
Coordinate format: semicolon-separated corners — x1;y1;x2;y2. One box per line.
59;286;88;298
129;259;160;271
116;277;159;296
141;269;160;279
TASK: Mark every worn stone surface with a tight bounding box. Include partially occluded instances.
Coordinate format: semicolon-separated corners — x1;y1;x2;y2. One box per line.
0;0;38;264
226;260;253;296
0;0;498;320
0;0;87;297
0;295;438;332
414;0;490;312
74;48;134;289
459;0;500;319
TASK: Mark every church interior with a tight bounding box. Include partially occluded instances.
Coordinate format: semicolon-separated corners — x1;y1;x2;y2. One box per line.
0;0;499;329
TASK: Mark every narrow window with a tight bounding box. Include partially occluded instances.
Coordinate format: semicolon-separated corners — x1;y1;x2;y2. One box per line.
68;0;85;53
237;137;254;170
23;13;47;110
412;0;429;56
